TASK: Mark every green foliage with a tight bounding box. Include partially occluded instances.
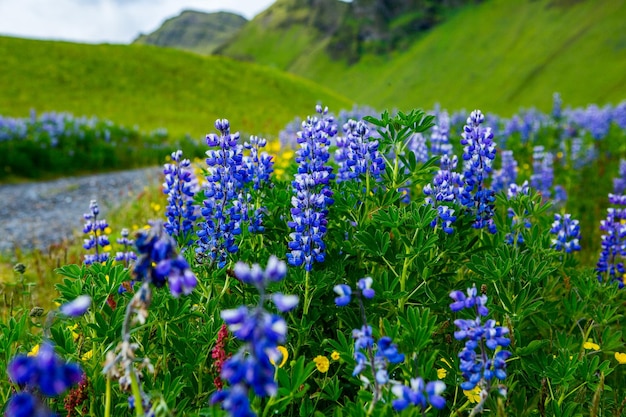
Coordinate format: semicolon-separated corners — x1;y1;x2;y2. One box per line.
3;106;626;417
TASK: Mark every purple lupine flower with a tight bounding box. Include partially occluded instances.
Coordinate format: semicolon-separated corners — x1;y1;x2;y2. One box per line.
550;214;581;253
83;199;110;265
198;119;249;267
504;181;532;245
451;287;511;398
407;133;429;163
613;159;626;195
211;256;297;417
582;104;612;140
333;284;352;306
530;146;553;200
552;92;563;121
357;277;375;299
335;119;385;183
115;228;137;266
163;150;199;245
459;110;497;233
8;342;83;397
597;201;626;288
430;111;452;156
5;391;56;417
60;295;92;317
392;378;446;411
491;149;518;193
133;222;197;297
287;105;336;271
614;101;626;129
424;154;463;233
243;135;274;233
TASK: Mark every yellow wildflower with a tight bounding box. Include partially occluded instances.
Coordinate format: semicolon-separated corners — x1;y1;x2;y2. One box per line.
313;355;330;373
615;352;626;364
132;224;139;231
82;350;93;361
28;344;40;357
102;245;112;252
104;226;112;235
437;368;447;379
583;340;600;351
270;346;288;368
464;386;482;403
68;323;79;340
331;351;340;361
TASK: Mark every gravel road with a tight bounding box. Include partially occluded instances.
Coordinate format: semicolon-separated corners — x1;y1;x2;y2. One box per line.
0;167;162;253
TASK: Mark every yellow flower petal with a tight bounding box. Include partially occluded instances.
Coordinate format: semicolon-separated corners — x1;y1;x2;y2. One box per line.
437;368;447;379
313;355;330;373
28;344;40;357
463;386;482;403
331;351;340;361
583;340;600;351
615;352;626;364
270;346;288;368
82;350;93;361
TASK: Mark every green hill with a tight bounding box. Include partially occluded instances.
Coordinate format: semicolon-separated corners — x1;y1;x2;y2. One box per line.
0;36;353;139
133;10;247;55
219;0;626;114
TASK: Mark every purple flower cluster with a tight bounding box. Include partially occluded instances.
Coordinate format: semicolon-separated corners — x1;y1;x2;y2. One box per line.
163;150;199;245
450;286;511;392
504;181;532;245
334;119;384;183
211;256;297;417
6;342;83;417
198;119;249;267
459;110;497;233
392;378;446;412
333;277;375;307
424;155;463;234
550;214;581;253
407;133;429;163
613;159;626;195
287;105;336;271
491;149;518;193
243;135;274;233
530;146;554;200
83;199;110;265
115;228;137;266
597;197;626;287
429;111;451;156
133;222;197;297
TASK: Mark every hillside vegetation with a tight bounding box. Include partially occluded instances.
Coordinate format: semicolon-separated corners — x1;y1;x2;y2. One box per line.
0;36;353;139
218;0;626;114
134;10;247;55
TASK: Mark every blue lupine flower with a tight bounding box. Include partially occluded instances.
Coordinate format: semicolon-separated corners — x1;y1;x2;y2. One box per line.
8;342;83;397
504;181;532;246
211;256;297;417
333;284;352;306
424;154;463;233
243;135;274;233
614;101;626;129
430;111;452;156
133;222;197;297
357;277;375;299
163;150;199;245
392;378;446;411
613;159;626;195
530;146;553;200
60;295;92;317
335;119;385;183
287;105;336;271
407;133;429;163
459;110;497;233
491;149;518;193
550;214;581;253
197;119;249;267
83;199;110;265
115;228;137;266
4;392;56;417
451;287;511;392
597;202;626;288
552;92;563;121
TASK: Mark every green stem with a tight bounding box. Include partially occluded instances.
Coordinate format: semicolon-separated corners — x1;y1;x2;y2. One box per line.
303;270;311;315
130;369;145;417
105;376;112;417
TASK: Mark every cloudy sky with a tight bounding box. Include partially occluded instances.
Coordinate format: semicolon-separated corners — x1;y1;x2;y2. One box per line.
0;0;275;44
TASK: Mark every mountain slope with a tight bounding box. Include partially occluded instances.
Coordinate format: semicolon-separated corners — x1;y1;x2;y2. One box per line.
221;0;626;114
134;10;247;55
0;36;353;139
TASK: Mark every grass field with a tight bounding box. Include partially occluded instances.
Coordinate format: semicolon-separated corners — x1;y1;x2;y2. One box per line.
0;36;353;139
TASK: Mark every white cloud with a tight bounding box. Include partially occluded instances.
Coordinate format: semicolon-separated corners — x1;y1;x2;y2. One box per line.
0;0;274;43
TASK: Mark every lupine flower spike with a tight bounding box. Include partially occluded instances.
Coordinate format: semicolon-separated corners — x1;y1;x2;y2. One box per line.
163;149;199;246
83;199;110;265
211;256;298;417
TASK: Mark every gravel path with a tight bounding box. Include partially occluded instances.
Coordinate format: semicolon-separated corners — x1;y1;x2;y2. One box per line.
0;167;162;253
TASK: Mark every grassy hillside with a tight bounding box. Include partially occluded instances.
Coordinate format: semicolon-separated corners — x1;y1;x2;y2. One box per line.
133;10;247;55
0;36;353;139
222;0;626;114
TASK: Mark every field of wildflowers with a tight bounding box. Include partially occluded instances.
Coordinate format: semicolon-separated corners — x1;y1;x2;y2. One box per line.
3;96;626;416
